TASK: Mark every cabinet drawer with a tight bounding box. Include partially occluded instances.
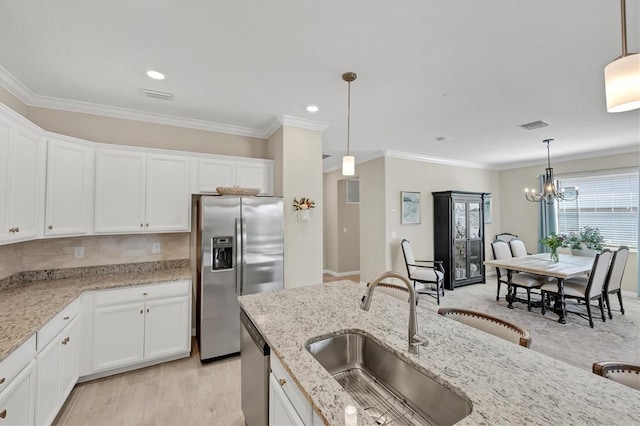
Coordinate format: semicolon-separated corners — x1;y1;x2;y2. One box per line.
0;335;36;394
271;354;312;425
37;297;80;352
94;280;191;307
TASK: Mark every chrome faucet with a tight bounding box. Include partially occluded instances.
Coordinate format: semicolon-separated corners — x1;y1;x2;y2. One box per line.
360;271;428;354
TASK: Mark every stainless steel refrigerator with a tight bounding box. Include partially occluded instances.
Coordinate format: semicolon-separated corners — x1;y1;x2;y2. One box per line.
196;196;284;361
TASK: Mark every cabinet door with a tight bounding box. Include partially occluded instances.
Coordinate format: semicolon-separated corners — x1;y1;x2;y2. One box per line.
0;360;35;426
0;117;9;243
59;317;79;402
94;150;146;233
36;334;61;426
269;374;304;426
45;139;94;236
236;162;273;195
5;126;43;242
93;302;145;371
143;296;190;360
196;158;236;193
145;155;190;232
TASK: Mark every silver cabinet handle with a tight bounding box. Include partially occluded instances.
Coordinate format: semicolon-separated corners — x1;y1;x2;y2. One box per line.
1;409;7;419
0;377;5;384
278;378;286;386
48;225;53;230
15;227;19;233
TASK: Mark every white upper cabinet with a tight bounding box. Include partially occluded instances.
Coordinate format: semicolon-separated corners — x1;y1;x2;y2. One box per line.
236;161;273;195
94;149;190;234
45;139;94;237
193;157;274;196
145;155;190;232
195;158;236;193
94;150;146;233
0;117;45;244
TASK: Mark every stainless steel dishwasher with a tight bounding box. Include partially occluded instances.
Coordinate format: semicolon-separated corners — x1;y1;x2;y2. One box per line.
240;309;270;426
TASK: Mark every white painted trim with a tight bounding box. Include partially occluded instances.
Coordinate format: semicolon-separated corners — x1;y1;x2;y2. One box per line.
323;269;360;277
0;65;34;102
621;290;639;299
384;150;495;170
278;115;330;132
497;146;640;171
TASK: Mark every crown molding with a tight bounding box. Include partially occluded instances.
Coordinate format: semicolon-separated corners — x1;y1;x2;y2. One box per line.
497;145;640;171
383;150;496;170
0;65;266;138
279;115;330;132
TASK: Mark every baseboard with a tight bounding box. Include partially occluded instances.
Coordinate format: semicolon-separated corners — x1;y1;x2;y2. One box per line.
323;269;360;277
621;290;639;298
78;351;190;383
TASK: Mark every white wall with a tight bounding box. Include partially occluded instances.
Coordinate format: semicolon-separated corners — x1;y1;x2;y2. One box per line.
359;157;388;283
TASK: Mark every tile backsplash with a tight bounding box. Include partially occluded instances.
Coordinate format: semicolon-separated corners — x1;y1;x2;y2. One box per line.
0;233;190;279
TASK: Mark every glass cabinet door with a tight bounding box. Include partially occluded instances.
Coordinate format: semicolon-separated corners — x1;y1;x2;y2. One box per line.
454;241;467;280
468;240;482;277
468;202;481;239
454;202;466;239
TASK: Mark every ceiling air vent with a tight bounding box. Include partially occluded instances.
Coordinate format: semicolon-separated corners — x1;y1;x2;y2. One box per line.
518;120;549;130
322;154;331;159
143;89;173;100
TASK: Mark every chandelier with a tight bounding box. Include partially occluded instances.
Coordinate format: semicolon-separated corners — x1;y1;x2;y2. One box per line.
604;0;640;112
342;72;357;176
525;139;578;204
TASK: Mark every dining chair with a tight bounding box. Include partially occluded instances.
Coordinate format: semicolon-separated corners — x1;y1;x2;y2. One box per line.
437;308;532;348
490;240;546;310
401;239;445;305
368;281;412;303
603;246;629;319
509;238;529;257
540;249;613;328
495;232;518;242
592;361;640;391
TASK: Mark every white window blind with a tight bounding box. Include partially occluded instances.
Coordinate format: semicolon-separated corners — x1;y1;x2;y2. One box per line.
557;169;638;249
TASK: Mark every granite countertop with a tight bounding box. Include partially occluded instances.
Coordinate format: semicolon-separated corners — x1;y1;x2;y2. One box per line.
0;260;192;362
238;280;640;426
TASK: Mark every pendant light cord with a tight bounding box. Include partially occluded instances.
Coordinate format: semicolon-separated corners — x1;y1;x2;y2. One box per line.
620;0;628;57
347;80;351;155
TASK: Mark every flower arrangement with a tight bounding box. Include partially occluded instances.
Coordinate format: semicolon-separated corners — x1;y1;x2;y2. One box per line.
540;232;568;262
566;226;605;252
293;197;315;211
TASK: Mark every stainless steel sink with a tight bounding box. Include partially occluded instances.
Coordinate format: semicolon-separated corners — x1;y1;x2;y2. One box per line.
306;332;472;426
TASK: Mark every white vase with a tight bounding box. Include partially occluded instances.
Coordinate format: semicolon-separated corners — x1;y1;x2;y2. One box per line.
297;209;310;223
571;243;597;257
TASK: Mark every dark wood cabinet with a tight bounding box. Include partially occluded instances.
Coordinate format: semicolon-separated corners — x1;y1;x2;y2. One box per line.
433;191;488;290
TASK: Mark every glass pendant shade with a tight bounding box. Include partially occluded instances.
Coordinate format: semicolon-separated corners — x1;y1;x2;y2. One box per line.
605;53;640;112
342;155;355;176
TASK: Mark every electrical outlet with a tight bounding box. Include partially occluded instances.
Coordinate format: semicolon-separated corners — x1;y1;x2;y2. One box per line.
152;243;161;254
74;247;84;258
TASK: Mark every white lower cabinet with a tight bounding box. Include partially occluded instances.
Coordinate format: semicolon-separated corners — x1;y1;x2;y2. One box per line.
0;360;36;426
270;373;304;426
36;317;79;426
269;355;322;426
91;281;191;373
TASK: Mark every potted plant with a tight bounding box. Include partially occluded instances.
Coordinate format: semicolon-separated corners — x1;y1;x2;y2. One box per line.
567;226;605;257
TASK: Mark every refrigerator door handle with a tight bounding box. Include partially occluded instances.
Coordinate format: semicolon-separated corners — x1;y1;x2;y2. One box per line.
235;217;242;295
241;218;248;295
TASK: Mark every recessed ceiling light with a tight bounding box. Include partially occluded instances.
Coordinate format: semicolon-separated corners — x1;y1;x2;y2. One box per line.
306;105;319;112
146;70;165;80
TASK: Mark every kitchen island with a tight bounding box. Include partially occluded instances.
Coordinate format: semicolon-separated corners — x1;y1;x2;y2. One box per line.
238;280;640;425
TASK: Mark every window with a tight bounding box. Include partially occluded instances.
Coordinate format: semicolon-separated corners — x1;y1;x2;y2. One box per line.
557;169;638;249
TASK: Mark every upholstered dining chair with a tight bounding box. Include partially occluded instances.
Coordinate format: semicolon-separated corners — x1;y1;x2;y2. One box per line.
603;246;629;319
541;249;613;328
490;240;546;310
400;239;445;305
495;232;518;242
592;361;640;391
437;308;532;348
509;238;529;257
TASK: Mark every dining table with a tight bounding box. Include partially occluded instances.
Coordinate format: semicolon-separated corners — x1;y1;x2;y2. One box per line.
484;253;595;323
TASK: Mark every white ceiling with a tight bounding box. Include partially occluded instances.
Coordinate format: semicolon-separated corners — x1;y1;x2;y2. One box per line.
0;0;639;171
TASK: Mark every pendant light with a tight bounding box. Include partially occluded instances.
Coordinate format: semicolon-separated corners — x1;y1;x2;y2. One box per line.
605;0;640;112
525;139;578;204
342;72;357;176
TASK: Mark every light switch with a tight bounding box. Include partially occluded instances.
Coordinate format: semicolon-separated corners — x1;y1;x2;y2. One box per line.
343;227;348;233
74;247;84;258
152;243;161;254
391;209;397;216
391;231;397;239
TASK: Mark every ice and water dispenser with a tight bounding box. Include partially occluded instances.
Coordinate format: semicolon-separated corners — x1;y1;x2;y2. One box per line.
212;237;233;270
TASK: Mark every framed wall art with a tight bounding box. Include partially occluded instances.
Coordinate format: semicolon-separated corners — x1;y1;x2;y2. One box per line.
401;191;421;224
484;195;492;224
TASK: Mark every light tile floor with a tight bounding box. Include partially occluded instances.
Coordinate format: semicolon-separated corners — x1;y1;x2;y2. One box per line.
54;340;244;426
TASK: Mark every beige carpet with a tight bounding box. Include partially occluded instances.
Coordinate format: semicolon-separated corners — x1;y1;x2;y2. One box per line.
416;280;640;372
